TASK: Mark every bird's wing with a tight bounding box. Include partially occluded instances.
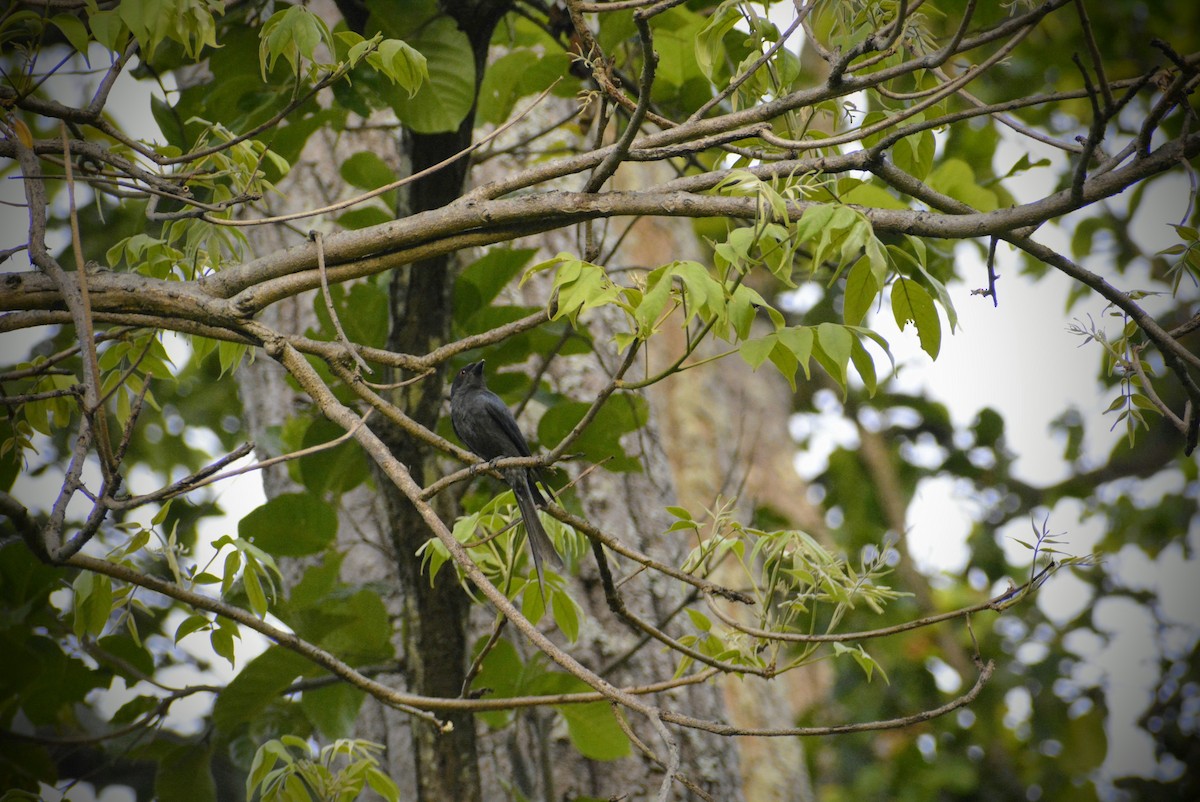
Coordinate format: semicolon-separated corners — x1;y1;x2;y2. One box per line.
483;392;533;457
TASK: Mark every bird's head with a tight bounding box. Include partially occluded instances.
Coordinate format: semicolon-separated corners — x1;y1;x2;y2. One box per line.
451;359;486;398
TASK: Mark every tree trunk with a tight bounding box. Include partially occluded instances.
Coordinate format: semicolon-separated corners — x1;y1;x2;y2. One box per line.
365;1;513;798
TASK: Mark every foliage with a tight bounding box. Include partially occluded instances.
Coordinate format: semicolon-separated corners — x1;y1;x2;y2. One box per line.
1;0;1198;800
246;737;400;802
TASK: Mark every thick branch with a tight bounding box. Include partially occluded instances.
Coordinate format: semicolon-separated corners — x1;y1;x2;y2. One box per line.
5;127;1193;327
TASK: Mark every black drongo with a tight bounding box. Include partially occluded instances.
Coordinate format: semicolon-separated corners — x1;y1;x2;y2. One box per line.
450;360;561;593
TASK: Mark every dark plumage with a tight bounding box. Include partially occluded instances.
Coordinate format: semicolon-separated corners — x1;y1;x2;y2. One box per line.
450;360;561;593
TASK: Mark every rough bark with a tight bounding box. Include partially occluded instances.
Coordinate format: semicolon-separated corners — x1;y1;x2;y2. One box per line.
363;2;514;799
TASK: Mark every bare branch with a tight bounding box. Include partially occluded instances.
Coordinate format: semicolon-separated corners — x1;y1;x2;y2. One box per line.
659;659;995;737
312;230;371;374
1073;0;1114;111
583;14;657;192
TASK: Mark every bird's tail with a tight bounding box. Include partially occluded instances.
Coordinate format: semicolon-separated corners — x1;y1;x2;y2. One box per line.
511;472;562;598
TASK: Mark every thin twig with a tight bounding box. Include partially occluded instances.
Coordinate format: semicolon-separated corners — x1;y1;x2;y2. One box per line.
1070;53;1107;203
659;658;995;736
62;123;116;480
985;235;999;307
689;8;809;122
1127;347;1185;431
1073;0;1114;111
205;79;562;228
584;15;657;192
703;564;1052;644
0;386;82;405
66;552;449;725
106;413;370;511
312;230;371;374
461;615;509;698
828;0;909;85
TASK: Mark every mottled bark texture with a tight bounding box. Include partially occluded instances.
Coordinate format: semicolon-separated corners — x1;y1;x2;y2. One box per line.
359;2;514;800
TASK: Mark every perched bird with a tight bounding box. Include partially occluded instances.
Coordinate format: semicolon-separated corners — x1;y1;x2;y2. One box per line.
450;360;562;593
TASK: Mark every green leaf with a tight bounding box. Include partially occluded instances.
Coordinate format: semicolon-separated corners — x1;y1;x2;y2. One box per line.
557;701;632;761
926;158;998;212
243;564;268;617
648;8;708;94
850;337;878;396
792;203;835;244
295;416;372;497
671;261;728;325
174;613;211;644
111;694;159;725
337;206;393;230
685;608;712;632
542;255;628;325
216;340;247;376
1002;152;1051;178
284;551;344;611
776;326;814;376
893;129;936;179
814;322;853;388
892;235;956;331
367;38;428;96
755;325;814;390
365;767;401;802
117;0;166;58
388;18;474;133
221;549;242;596
72;571;112;639
87;9;127;52
239;493;338;557
840;180;908;211
340;151;397;191
891;278;941;359
312;589;394;663
633;264;677;336
537;395;649;473
550;589;581;643
808;206;862;272
478;49;541;125
312;281;389;352
768;341;799;391
246;740;283;800
98;634;155;679
212;646;312;733
209;618;238;668
1065;705;1108;773
833;643;887;683
739;334;776;370
455;248;537;325
729;283;777;337
842;256;879;326
301;682;366;741
155;743;217;802
476;48;572;125
4;632;103;725
259;5;334;79
470;636;525;728
1171;223;1198;242
50;14;91;54
694;0;741;80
